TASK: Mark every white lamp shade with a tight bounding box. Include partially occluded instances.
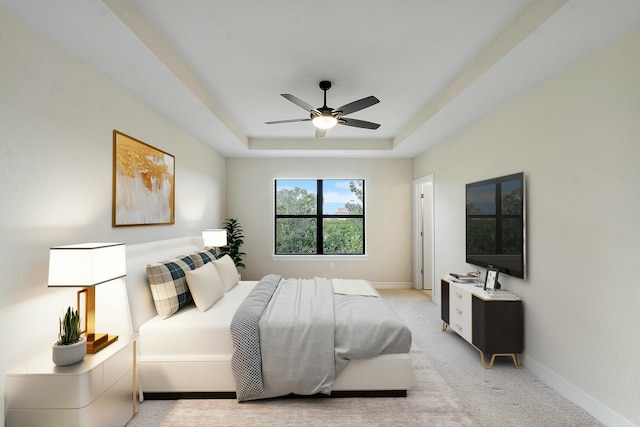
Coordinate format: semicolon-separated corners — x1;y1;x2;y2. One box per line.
202;229;227;247
48;243;126;287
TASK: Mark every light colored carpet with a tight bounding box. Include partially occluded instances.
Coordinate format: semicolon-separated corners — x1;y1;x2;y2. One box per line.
157;347;478;427
380;289;602;427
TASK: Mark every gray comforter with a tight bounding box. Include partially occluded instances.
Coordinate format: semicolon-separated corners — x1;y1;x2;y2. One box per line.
230;275;411;401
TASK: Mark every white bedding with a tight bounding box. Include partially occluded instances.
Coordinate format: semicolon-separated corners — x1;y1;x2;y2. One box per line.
139;281;257;357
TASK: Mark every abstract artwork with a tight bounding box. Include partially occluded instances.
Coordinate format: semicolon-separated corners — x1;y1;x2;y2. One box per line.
112;130;175;226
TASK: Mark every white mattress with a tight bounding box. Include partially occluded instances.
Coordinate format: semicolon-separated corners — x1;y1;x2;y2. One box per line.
139;281;258;357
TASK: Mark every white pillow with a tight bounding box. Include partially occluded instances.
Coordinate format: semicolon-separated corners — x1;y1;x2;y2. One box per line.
213;255;239;292
185;262;225;311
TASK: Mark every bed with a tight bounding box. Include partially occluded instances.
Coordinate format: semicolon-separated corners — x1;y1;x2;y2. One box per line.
122;236;413;400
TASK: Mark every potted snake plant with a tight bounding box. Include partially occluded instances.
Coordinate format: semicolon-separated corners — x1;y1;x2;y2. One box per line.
52;306;86;366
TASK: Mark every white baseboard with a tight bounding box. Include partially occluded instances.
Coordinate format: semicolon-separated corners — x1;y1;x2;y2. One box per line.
523;354;637;427
371;282;413;289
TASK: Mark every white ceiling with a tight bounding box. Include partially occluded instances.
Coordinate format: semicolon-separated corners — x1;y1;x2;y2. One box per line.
3;0;640;158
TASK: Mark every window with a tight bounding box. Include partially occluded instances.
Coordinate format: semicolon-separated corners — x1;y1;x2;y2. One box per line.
275;179;365;255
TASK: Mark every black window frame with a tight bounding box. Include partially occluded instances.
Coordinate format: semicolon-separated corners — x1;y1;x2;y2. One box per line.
274;179;365;255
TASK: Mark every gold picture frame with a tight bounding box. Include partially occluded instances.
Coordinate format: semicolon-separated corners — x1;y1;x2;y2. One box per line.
112;130;175;226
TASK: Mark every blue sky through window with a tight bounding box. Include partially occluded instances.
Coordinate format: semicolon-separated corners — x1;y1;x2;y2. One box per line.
277;179;362;214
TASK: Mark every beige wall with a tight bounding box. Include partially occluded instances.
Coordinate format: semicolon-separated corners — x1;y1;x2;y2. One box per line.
226;158;414;285
414;25;640;425
0;10;226;423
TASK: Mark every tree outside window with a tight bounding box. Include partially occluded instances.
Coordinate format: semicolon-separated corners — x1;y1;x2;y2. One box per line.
275;179;365;255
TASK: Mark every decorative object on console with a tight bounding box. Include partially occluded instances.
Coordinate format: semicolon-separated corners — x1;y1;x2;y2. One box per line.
112;130;175;227
449;273;478;282
52;306;86;366
219;218;246;269
484;266;500;290
48;242;126;353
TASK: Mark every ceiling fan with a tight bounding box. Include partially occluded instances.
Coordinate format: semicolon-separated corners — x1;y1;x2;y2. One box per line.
265;80;380;138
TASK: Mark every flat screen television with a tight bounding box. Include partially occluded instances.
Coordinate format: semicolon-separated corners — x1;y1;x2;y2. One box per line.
466;172;526;279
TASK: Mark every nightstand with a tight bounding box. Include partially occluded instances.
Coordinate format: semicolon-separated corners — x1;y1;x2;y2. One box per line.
5;335;137;427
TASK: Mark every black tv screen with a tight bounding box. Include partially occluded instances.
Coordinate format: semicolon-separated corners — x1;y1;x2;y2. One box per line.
466;172;526;279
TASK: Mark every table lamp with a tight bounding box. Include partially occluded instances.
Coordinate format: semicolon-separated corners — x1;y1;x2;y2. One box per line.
48;242;126;353
202;229;227;249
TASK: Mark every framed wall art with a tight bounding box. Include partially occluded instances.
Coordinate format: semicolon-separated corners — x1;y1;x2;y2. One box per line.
112;130;175;227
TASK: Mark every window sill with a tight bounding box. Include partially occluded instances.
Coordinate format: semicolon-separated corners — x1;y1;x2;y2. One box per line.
272;255;368;262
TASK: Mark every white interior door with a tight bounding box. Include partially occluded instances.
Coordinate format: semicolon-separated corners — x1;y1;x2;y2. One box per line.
413;175;434;293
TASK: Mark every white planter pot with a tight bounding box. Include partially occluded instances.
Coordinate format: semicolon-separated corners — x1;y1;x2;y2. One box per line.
52;336;87;366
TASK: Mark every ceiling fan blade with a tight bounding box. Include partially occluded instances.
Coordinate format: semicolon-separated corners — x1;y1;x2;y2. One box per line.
265;118;311;125
339;118;380;130
315;127;328;138
281;94;317;113
335;96;380;116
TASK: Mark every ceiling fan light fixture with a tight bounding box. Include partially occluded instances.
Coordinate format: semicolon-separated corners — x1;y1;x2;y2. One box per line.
312;114;338;129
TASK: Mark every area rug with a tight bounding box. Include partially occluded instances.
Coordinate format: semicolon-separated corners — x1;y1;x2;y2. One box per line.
160;347;479;427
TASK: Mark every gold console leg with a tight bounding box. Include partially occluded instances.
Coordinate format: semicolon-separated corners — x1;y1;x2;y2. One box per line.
441;322;448;332
480;351;522;369
511;354;522;369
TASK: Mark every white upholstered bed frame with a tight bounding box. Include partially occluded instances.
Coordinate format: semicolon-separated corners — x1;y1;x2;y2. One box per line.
123;237;412;398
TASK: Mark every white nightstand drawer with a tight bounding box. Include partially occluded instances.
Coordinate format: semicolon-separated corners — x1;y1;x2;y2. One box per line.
5;355;103;409
104;340;133;390
5;336;136;427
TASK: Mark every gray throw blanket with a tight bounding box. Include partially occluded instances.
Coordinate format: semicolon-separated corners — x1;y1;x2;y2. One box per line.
230;275;412;402
229;274;282;401
259;277;335;399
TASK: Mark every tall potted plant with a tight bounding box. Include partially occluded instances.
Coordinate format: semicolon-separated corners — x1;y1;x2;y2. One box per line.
219;218;246;270
52;306;86;366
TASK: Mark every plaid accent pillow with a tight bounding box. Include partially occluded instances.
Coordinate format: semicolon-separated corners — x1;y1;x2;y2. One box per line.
146;256;195;318
188;248;218;269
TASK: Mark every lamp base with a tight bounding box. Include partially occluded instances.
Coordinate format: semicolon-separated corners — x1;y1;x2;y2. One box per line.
86;333;118;354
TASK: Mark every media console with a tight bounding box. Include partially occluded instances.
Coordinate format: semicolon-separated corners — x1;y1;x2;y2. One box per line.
441;278;523;369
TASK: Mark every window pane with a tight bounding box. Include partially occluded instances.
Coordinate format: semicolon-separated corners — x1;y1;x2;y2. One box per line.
323;218;364;254
275;218;317;254
323;180;363;215
276;180;316;215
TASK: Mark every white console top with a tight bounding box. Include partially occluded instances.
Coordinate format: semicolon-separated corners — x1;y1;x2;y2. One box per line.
445;277;520;301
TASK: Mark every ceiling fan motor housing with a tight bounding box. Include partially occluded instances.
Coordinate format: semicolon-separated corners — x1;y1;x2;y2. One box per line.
319;80;332;91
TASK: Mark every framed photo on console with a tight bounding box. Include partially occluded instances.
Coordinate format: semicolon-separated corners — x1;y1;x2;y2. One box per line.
484;267;500;290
